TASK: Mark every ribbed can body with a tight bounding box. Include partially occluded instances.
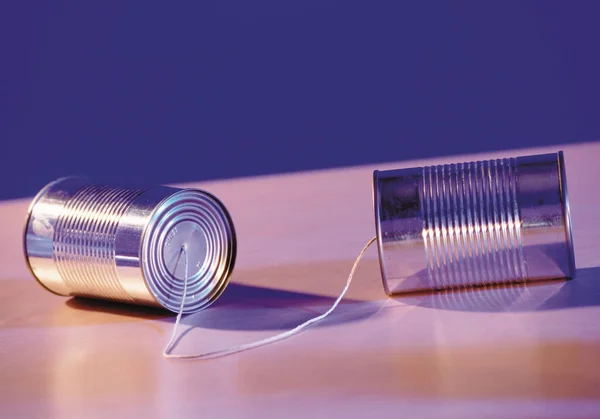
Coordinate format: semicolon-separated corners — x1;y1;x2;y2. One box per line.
52;185;145;301
373;151;575;295
24;177;237;313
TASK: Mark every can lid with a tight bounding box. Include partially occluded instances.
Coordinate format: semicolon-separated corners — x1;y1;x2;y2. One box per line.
141;189;236;313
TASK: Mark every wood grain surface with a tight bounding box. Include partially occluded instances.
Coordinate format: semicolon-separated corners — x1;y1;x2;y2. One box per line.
1;143;599;418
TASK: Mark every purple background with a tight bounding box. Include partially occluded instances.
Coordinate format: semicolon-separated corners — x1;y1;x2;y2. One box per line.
2;1;599;200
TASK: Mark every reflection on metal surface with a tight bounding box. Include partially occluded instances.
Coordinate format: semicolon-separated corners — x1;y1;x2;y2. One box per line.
24;177;236;313
373;151;575;295
400;279;564;313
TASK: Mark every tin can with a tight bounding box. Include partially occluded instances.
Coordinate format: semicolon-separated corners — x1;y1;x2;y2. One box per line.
24;177;236;313
373;151;575;295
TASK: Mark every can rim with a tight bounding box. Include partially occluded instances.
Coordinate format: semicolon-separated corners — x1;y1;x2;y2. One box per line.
372;170;392;296
140;188;237;313
557;150;576;278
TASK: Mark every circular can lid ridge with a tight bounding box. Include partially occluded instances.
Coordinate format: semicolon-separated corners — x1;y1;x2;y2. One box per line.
141;188;236;313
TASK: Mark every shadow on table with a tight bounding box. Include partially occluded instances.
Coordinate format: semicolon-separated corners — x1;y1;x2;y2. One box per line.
66;282;378;329
175;284;380;332
393;266;600;313
65;257;383;329
65;298;168;319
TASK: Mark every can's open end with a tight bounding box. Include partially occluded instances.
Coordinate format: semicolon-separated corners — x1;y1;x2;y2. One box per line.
558;150;576;279
372;170;391;296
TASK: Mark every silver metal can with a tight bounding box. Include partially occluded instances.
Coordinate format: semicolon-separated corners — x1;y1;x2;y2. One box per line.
24;177;236;313
373;151;575;295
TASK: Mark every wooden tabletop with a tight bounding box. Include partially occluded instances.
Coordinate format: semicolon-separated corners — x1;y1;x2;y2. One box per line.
2;143;600;418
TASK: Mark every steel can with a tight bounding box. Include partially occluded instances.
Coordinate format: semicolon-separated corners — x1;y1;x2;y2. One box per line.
24;177;236;313
373;151;575;295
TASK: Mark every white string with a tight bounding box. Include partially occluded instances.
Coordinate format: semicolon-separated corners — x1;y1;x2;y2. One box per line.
162;245;190;357
163;236;377;360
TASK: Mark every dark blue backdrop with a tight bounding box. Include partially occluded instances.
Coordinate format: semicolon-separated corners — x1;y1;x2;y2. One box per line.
2;1;599;200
